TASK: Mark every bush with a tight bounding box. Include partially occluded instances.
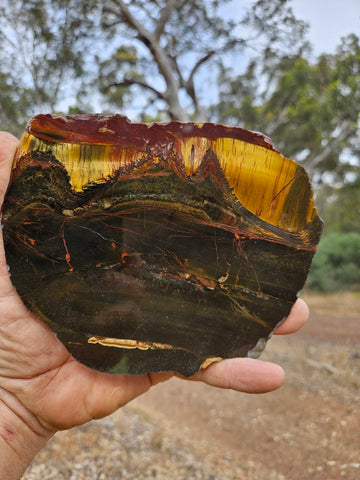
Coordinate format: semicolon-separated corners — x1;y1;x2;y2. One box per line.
306;232;360;293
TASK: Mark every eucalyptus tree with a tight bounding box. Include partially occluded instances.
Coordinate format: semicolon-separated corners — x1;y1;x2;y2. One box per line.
214;34;360;186
0;0;99;134
98;0;307;121
0;0;307;134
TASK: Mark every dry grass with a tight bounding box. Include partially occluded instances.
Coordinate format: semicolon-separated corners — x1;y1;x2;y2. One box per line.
302;290;360;314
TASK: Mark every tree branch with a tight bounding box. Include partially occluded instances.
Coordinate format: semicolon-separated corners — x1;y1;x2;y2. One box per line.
154;0;178;40
167;52;185;88
111;0;149;36
110;0;189;121
107;78;165;101
185;50;215;92
102;5;124;27
303;121;358;173
183;50;215;121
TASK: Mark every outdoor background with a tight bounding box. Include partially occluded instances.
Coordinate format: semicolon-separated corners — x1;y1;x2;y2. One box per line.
0;0;359;478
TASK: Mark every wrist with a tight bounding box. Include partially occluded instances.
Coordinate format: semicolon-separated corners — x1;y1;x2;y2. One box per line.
0;388;53;480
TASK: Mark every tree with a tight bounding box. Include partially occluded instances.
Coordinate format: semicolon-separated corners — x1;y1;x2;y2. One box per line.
0;72;33;134
214;34;360;187
0;0;100;135
316;177;360;234
0;0;308;134
98;0;307;122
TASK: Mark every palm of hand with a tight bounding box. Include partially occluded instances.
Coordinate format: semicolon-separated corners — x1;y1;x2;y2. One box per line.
0;132;308;433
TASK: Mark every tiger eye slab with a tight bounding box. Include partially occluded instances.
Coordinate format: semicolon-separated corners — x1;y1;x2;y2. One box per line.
2;114;323;376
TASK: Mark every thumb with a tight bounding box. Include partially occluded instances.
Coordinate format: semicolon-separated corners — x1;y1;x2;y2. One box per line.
0;132;19;204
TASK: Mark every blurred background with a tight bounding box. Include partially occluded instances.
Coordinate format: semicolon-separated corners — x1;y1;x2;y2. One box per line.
1;1;359;478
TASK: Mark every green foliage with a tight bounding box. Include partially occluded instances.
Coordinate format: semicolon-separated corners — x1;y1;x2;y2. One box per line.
316;179;360;234
98;46;140;109
0;0;100;135
214;34;360;186
307;233;360;292
0;72;33;135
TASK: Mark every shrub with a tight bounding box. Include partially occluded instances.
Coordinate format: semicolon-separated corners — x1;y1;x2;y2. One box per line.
306;232;360;293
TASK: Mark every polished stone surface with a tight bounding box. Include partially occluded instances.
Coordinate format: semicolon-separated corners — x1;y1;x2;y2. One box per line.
2;114;323;375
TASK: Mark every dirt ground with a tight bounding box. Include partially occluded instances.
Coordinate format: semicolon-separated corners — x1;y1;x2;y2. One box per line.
23;292;360;480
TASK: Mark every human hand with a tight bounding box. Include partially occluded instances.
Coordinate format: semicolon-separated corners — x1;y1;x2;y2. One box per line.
0;131;308;477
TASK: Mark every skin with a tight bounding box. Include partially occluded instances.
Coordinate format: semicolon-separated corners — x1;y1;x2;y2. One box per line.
0;131;309;479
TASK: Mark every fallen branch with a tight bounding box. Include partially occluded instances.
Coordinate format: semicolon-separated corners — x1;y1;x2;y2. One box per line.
306;359;340;375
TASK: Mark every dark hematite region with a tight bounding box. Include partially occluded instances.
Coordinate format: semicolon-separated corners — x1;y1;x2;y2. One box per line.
2;114;323;376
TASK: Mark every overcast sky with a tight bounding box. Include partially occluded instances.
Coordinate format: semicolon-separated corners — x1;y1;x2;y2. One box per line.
291;0;360;54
